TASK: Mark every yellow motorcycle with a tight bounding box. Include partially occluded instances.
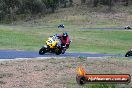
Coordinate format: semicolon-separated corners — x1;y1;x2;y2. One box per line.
39;35;62;55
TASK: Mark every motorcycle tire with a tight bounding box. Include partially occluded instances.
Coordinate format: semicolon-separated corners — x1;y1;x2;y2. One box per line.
55;48;62;55
39;47;46;55
125;51;132;57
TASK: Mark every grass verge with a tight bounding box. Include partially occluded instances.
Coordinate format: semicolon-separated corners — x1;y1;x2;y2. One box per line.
0;25;132;54
0;57;131;88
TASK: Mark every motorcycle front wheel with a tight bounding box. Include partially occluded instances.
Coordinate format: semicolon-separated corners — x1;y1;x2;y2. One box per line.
125;51;132;57
39;47;46;55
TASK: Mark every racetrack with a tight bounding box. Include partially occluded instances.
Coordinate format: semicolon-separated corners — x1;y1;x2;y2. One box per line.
0;50;126;59
80;27;124;30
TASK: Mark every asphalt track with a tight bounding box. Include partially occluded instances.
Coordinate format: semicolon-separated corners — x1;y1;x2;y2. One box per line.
0;50;125;59
80;27;132;30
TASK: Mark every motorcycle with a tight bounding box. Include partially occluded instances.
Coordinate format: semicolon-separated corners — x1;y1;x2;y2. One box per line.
39;35;63;55
125;49;132;57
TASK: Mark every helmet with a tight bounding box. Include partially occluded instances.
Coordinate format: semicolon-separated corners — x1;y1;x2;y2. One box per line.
62;32;68;39
63;32;68;37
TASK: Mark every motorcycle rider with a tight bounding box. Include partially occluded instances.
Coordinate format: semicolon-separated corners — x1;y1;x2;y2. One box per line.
57;32;71;49
43;32;70;54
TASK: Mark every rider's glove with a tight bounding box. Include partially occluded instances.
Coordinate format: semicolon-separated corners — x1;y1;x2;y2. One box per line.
66;43;69;48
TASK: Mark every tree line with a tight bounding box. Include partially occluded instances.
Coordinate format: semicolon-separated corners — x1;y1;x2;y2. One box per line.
0;0;131;23
0;0;73;22
82;0;132;6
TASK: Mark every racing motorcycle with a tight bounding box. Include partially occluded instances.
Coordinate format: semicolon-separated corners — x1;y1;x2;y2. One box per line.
125;49;132;57
39;36;62;55
39;35;63;55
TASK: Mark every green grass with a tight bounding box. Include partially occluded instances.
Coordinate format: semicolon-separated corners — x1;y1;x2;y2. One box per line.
0;3;130;54
71;30;132;54
0;28;41;51
0;25;132;54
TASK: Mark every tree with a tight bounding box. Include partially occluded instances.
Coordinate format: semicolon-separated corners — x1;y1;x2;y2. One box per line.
43;0;59;12
125;0;129;6
81;0;86;4
69;0;73;6
0;0;6;21
108;0;112;11
93;0;99;7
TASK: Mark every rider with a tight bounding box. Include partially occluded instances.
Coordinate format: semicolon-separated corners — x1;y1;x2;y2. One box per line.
57;32;71;49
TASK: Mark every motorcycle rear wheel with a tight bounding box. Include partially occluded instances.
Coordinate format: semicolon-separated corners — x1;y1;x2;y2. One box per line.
55;48;62;55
